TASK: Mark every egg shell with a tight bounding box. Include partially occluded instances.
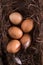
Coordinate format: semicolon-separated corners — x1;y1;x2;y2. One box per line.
8;26;23;39
7;40;21;53
9;12;23;25
21;19;34;33
20;34;31;48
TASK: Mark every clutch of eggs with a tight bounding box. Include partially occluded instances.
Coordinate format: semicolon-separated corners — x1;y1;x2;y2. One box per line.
7;12;34;53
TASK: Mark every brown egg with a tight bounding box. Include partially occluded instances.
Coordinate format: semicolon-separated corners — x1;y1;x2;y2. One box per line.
8;26;23;39
7;40;21;53
20;34;31;49
21;19;34;33
9;12;23;25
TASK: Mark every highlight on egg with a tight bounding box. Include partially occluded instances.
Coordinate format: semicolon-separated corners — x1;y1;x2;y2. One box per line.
8;26;23;39
7;40;21;53
9;12;23;25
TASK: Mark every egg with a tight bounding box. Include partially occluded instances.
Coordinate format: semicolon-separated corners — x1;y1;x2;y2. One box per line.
21;19;34;33
8;26;23;39
7;40;21;53
9;12;23;25
20;34;31;49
